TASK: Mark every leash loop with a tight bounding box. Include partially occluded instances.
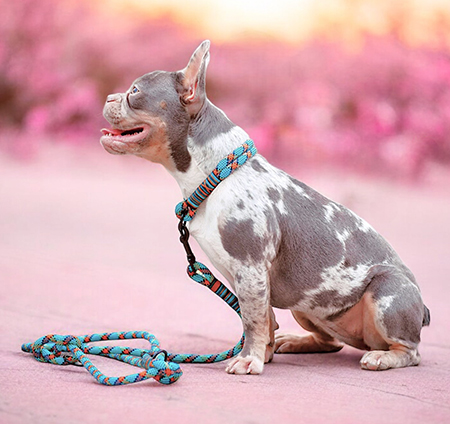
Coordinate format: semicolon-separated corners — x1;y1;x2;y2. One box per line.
22;332;183;385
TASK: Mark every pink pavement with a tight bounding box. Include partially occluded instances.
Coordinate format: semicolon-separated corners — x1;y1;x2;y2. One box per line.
1;146;449;424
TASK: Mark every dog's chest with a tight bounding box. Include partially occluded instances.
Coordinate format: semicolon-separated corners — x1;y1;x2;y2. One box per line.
188;202;235;285
185;165;280;286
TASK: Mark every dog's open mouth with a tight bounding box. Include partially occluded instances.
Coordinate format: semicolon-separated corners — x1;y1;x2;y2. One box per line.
101;125;150;143
100;124;151;154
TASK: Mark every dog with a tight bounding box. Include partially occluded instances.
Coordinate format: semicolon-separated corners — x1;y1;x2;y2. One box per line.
100;40;430;375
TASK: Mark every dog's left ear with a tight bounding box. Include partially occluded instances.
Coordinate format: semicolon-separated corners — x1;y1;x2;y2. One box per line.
178;40;210;115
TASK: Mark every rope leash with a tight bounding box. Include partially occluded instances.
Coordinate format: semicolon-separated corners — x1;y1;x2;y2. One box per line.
22;332;182;385
22;139;257;386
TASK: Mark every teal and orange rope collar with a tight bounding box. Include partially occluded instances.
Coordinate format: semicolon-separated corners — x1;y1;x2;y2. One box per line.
175;139;257;221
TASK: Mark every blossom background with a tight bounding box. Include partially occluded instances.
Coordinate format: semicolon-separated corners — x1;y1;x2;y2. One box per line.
2;0;450;179
1;3;450;421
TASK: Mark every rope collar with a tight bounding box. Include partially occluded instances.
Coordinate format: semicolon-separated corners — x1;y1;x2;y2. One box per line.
175;139;257;222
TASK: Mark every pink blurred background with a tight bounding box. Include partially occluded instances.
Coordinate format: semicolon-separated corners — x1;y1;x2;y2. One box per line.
2;3;450;422
1;0;450;180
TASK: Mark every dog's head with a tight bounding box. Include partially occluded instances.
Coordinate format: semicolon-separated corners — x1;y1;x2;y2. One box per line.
100;40;210;172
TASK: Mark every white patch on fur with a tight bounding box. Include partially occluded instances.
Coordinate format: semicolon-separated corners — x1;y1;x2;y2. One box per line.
336;229;351;244
270;189;288;215
320;260;371;296
323;202;341;222
376;295;395;312
298;260;373;317
348;209;374;233
292;183;311;200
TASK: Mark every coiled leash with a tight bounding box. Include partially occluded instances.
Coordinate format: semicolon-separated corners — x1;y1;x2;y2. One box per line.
22;139;257;386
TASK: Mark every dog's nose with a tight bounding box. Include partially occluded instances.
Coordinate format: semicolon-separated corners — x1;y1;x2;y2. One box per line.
106;94;121;103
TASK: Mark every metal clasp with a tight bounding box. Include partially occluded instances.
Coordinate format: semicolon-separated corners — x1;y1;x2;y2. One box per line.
178;218;196;267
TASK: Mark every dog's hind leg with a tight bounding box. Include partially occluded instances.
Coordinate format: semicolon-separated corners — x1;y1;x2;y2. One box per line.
275;311;344;354
359;270;426;371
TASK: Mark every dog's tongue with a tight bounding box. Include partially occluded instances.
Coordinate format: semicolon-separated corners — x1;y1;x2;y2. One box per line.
101;128;123;136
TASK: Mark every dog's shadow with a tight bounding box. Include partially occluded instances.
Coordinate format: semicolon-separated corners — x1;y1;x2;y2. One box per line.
271;347;363;371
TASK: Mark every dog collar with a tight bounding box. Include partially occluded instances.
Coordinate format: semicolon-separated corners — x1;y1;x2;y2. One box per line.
175;139;257;222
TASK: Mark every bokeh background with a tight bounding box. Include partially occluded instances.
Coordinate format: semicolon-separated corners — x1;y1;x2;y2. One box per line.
2;0;450;179
2;2;450;422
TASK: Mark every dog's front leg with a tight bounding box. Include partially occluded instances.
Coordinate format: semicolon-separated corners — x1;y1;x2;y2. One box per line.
226;267;271;375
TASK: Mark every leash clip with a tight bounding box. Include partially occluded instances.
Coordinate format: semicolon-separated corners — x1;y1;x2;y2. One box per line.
178;217;196;267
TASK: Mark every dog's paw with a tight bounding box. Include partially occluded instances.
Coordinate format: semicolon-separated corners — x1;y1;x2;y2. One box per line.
360;351;394;371
275;333;303;353
360;349;420;371
275;333;343;354
225;355;264;375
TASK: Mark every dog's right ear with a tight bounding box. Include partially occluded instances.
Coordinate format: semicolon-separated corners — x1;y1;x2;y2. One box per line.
177;40;210;115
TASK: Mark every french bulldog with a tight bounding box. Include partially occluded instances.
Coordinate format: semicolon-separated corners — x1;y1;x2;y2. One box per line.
100;41;430;374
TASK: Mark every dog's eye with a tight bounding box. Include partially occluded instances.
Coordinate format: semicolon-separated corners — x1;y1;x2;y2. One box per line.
131;86;139;94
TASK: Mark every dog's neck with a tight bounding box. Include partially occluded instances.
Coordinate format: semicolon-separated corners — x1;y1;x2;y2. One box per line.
168;100;251;198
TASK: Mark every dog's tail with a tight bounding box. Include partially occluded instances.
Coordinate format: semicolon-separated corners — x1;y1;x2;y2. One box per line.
422;305;431;327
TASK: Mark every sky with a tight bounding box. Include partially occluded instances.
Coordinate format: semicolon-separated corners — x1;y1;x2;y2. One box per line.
98;0;450;46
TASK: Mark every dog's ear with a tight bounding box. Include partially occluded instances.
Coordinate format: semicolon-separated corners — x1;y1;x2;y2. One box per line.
178;40;210;115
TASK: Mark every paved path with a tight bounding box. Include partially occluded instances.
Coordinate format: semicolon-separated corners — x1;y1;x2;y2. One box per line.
1;146;449;423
